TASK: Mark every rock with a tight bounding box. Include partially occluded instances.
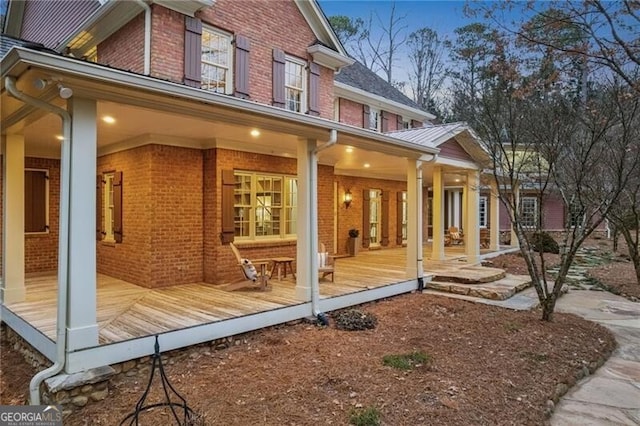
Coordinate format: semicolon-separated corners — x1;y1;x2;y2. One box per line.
554;383;568;401
582;366;590;377
71;395;88;407
122;360;137;373
90;388;109;401
93;381;108;391
81;385;93;393
125;370;138;377
70;388;80;397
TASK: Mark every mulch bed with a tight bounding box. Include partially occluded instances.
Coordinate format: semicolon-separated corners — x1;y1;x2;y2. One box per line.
1;294;615;426
487;252;561;277
588;261;640;301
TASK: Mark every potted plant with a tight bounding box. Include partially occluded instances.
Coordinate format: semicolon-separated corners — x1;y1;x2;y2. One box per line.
348;228;360;256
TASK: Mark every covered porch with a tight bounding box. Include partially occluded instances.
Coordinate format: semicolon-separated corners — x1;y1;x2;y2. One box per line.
2;243;515;372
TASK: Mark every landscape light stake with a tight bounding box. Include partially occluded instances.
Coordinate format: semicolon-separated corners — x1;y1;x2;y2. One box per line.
120;335;195;426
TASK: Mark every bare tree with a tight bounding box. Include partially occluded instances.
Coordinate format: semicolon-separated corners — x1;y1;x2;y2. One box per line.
407;27;446;113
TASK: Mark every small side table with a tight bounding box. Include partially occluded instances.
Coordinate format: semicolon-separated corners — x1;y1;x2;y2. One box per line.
270;257;296;281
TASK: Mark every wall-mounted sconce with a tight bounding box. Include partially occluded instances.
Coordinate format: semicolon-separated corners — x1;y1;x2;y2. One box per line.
343;189;353;208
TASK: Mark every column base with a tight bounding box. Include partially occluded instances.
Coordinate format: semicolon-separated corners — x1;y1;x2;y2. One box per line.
1;285;26;303
466;255;481;265
66;324;99;351
294;284;312;302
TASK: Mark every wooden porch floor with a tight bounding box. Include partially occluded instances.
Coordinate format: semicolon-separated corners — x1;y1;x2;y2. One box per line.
5;245;505;346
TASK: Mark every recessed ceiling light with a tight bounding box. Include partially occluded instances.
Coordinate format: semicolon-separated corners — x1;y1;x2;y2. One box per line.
364;163;370;168
250;129;260;137
55;135;64;141
345;147;353;153
102;116;116;124
455;178;461;183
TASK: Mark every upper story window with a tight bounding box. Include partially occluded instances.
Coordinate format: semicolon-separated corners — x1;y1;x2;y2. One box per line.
369;107;380;131
201;27;233;94
285;57;306;113
402;119;412;130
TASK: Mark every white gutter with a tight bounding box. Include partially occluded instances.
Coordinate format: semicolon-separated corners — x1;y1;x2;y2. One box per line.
307;130;338;316
134;0;151;75
5;77;71;405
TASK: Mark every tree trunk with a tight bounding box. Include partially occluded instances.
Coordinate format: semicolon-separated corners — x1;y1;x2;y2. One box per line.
541;296;556;321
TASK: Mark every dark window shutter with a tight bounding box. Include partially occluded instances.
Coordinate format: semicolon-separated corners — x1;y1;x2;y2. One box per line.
272;48;286;108
234;34;250;99
184;16;202;88
308;61;320;116
396;192;404;245
96;175;103;241
362;105;370;128
381;111;389;133
221;169;235;244
24;170;47;232
113;171;123;243
362;189;371;248
396;114;403;130
381;190;389;246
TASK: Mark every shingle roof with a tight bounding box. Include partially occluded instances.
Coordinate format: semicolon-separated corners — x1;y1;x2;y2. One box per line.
335;60;425;112
0;34;51;59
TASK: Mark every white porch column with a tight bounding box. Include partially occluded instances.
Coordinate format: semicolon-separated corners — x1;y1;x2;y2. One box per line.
2;134;26;303
66;98;99;351
431;166;445;261
454;189;462;229
461;187;467;232
490;179;500;251
295;138;318;303
465;170;480;264
511;183;520;248
406;160;423;278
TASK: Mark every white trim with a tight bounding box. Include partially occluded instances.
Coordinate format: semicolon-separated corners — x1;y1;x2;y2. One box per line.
284;55;307;113
1;48;439;159
152;0;214;16
306;44;353;71
318;279;425;312
294;0;348;57
201;26;234;95
436;157;480;170
335;81;435;122
65;303;312;373
3;1;25;37
1;305;56;362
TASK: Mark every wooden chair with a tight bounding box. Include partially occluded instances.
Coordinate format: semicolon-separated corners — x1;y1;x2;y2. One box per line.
318;243;335;282
224;242;270;291
445;226;463;246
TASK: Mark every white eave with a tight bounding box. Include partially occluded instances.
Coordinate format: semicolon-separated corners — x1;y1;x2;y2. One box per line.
307;44;354;71
334;81;435;122
3;1;26;37
294;0;348;57
153;0;214;17
1;47;439;161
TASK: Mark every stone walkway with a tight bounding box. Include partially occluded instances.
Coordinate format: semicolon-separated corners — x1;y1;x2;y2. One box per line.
552;290;640;425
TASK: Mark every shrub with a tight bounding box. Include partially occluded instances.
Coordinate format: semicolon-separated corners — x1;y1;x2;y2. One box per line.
349;228;360;238
382;351;432;371
333;309;377;331
531;232;560;254
349;407;381;426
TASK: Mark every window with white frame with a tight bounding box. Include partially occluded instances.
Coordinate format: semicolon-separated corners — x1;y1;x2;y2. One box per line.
402;119;411;130
520;196;538;228
479;196;488;228
369;189;382;245
233;171;298;240
103;172;115;242
401;191;408;242
25;169;49;233
369;107;380;131
568;202;585;228
201;27;233;94
285;57;306;113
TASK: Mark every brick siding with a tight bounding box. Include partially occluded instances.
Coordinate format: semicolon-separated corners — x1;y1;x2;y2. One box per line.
97;12;145;75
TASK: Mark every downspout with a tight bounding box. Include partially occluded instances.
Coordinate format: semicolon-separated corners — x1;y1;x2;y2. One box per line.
134;0;151;75
310;129;337;320
5;76;71;405
416;153;438;291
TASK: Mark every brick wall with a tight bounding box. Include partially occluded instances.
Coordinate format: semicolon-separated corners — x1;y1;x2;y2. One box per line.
338;98;364;128
97;12;145;74
150;5;184;82
335;175;407;255
25;158;60;273
97;146;153;287
149;145;203;286
205;148;334;284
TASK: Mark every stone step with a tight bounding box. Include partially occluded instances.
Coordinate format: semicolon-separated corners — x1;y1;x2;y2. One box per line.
432;266;506;284
426;274;532;301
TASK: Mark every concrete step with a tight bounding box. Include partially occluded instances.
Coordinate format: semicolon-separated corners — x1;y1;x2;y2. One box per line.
432;266;506;284
426;274;532;300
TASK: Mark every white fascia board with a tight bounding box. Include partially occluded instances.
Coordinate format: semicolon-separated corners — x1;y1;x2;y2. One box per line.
307;45;354;71
294;0;348;57
436;157;481;170
334;81;436;121
4;1;25;37
1;47;439;159
152;0;215;17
